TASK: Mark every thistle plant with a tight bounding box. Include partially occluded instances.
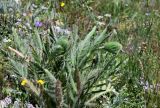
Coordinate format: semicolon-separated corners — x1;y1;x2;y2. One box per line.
4;24;124;108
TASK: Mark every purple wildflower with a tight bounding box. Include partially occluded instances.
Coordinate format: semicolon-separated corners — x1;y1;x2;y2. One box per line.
0;97;12;107
35;21;43;27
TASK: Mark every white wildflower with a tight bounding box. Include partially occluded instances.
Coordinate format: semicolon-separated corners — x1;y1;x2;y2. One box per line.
97;21;105;26
97;16;103;19
53;26;71;35
104;14;111;18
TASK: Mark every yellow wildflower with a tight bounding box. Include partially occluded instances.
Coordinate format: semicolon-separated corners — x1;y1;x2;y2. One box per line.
21;79;27;86
60;2;65;7
37;80;45;85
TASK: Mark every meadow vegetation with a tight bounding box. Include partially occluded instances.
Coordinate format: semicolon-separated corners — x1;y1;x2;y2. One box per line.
0;0;160;108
